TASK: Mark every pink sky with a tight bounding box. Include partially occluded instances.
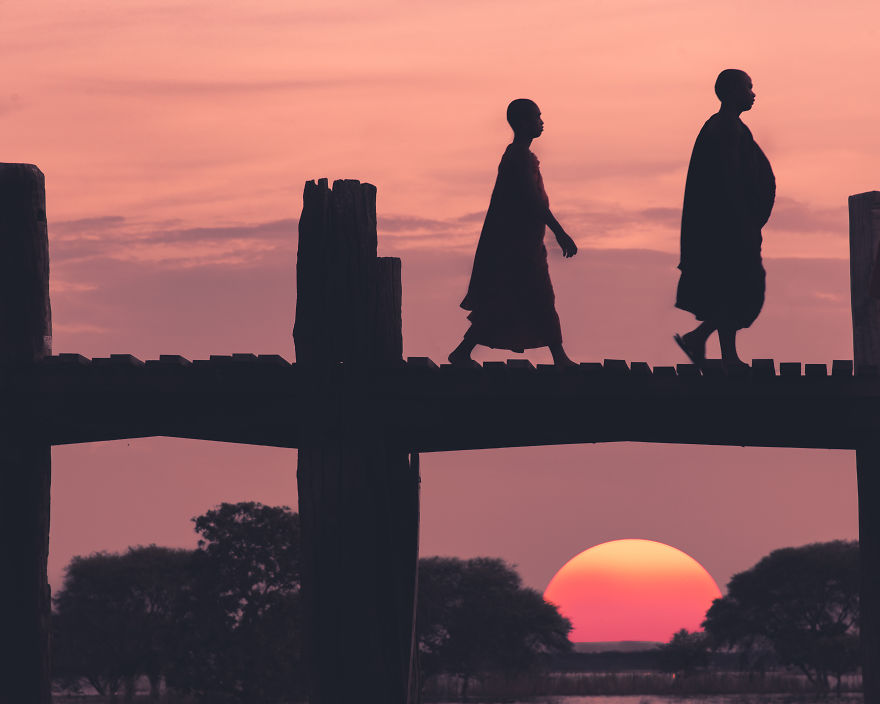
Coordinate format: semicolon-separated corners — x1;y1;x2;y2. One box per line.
5;2;873;619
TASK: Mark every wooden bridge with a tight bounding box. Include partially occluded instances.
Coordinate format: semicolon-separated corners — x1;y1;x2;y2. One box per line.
2;167;880;703
14;353;880;452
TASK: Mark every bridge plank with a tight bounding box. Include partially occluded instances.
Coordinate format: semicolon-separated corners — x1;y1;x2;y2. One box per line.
630;362;652;376
676;363;700;378
52;353;90;366
110;354;144;366
257;354;290;366
603;359;629;374
506;359;534;370
155;355;191;366
700;359;723;377
832;359;854;377
751;359;775;376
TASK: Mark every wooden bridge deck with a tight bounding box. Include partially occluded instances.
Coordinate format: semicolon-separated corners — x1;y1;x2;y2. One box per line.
10;353;877;453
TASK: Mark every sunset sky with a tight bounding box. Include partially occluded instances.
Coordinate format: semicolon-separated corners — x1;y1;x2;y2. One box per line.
5;1;874;621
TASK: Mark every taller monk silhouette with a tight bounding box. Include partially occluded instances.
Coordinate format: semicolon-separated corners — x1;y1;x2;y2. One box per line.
449;99;578;367
674;69;776;369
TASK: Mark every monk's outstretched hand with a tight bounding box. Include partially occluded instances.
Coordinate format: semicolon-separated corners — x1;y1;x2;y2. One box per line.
556;231;577;258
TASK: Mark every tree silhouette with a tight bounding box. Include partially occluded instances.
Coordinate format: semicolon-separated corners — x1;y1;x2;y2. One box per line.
53;545;193;702
54;506;573;703
703;540;860;692
658;628;709;677
166;502;304;704
417;556;571;699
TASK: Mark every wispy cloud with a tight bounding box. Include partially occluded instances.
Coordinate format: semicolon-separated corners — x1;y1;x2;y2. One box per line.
379;211;485;233
50;216;297;268
562;205;680;233
51;280;98;294
52;322;108;335
52;216;128;237
48;193;848;276
379;214;456;233
767;197;846;234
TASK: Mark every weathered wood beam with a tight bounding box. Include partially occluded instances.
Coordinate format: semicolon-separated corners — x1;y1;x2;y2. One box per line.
18;357;880;452
0;163;52;704
295;179;418;704
850;190;880;701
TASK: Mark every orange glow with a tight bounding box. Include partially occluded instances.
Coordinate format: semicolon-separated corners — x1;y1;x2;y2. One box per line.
544;539;722;643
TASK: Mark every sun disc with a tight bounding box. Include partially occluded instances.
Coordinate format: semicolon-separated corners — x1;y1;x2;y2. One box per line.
544;539;722;643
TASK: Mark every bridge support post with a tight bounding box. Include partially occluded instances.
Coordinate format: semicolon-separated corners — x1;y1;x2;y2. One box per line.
849;190;880;701
294;179;419;704
0;164;52;703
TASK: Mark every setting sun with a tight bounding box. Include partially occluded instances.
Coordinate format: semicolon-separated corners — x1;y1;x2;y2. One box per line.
544;539;722;643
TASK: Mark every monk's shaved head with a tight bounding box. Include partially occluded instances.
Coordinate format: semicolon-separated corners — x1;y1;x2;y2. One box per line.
507;98;539;129
714;69;751;103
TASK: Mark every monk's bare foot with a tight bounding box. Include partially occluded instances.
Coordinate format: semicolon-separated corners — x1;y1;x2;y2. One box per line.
550;351;577;368
448;348;478;367
549;343;576;368
674;332;706;367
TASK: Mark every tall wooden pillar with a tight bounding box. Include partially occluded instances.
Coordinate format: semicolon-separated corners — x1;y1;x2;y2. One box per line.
294;179;420;704
0;164;52;703
849;190;880;702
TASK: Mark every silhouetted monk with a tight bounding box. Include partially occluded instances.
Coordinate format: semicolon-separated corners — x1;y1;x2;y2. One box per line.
674;69;775;370
449;99;578;367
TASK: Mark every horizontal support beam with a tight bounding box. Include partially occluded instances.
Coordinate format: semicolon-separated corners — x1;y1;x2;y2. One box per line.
4;355;875;452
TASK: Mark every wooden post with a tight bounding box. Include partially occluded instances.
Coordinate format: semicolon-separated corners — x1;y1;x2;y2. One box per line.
295;179;418;704
0;164;52;703
849;190;880;702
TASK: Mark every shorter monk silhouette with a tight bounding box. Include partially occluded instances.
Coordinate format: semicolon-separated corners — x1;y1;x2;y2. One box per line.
449;99;578;367
674;69;775;370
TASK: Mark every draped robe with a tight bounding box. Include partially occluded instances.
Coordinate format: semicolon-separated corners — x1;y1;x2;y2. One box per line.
461;143;563;352
676;112;776;330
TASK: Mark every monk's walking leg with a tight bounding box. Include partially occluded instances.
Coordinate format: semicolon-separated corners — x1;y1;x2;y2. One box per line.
449;327;478;365
549;343;576;368
719;327;747;369
675;321;714;365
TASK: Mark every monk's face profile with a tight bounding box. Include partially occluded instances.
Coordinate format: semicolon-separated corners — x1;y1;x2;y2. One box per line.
715;69;756;113
507;99;544;139
733;74;756;112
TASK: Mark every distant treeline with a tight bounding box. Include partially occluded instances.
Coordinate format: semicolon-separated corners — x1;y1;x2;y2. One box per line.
52;502;861;703
52;502;571;704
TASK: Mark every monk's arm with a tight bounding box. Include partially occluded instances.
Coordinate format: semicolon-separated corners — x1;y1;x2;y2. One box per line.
545;210;577;258
513;157;577;258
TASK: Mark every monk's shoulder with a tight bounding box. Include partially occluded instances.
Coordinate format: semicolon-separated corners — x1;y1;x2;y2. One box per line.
502;142;530;160
699;112;744;143
499;143;532;173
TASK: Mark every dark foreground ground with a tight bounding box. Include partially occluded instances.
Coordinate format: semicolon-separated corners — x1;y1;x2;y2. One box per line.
53;669;864;704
